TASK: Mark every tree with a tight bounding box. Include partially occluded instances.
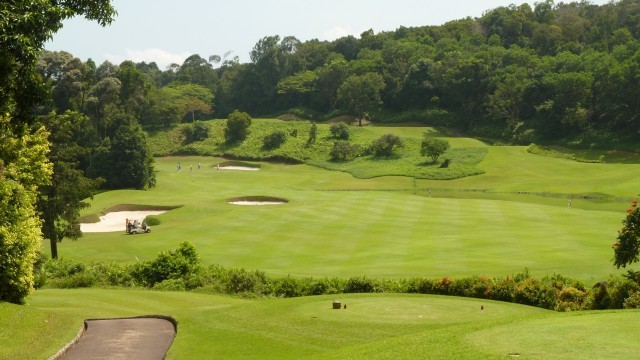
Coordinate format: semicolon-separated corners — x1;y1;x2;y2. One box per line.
89;121;155;190
224;109;252;144
337;73;385;126
307;122;318;145
421;136;450;163
0;0;115;304
37;111;102;259
371;134;403;157
613;199;640;268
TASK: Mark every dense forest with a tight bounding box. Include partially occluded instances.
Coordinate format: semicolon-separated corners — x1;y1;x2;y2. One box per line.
40;0;640;148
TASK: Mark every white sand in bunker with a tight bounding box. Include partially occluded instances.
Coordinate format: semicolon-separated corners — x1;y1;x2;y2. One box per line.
218;166;259;171
80;211;167;233
228;201;286;205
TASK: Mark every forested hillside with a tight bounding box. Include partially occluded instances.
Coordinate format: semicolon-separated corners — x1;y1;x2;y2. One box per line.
41;0;640;147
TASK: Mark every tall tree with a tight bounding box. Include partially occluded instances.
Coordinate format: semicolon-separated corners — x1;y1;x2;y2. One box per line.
337;73;386;126
37;111;102;259
0;0;116;304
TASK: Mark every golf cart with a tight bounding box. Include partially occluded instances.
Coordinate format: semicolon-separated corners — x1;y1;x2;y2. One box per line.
126;219;151;234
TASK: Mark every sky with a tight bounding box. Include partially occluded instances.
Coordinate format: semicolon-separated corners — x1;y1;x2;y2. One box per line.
45;0;612;69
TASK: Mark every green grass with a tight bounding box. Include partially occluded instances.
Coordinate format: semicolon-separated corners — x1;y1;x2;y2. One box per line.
10;122;640;359
3;289;640;359
147;119;488;179
49;148;637;283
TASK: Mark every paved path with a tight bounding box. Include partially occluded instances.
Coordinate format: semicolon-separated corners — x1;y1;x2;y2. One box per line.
58;317;176;360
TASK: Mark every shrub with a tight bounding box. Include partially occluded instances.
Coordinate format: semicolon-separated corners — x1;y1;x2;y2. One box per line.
44;257;86;278
226;268;270;296
344;277;378;293
330;141;360;161
554;287;586;311
130;241;200;287
92;262;133;287
330;122;350;140
49;273;95;289
272;276;302;298
144;215;161;226
623;290;640;308
307;122;317;144
224;110;252;144
182;120;210;144
421;136;450;163
406;277;436;294
302;277;343;295
370;134;403;157
263;130;287;150
153;279;187;291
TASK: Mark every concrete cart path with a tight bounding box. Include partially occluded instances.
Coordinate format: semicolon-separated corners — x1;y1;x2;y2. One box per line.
57;317;176;360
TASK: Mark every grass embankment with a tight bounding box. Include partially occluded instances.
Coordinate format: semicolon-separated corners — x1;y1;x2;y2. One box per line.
146;119;488;179
3;289;640;359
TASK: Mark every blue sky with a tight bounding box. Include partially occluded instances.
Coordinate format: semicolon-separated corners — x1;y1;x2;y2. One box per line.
45;0;611;69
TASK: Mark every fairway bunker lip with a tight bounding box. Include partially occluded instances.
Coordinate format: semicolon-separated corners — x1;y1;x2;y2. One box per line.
226;196;288;205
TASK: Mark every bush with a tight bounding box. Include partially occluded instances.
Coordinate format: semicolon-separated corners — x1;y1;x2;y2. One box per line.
130;241;200;287
330;141;360;161
302;277;343;295
182;120;210;144
272;276;302;298
421;136;450;163
307;122;317;145
344;277;378;293
226;268;270;296
224;110;252;144
263;130;287;150
623;290;640;308
144;215;161;226
153;279;187;291
330;122;350;140
370;134;403;157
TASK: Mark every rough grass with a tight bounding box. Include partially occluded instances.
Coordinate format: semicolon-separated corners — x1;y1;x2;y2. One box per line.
146;119;487;179
4;289;640;359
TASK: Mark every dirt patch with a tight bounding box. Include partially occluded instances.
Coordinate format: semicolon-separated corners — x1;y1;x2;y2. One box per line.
226;196;288;205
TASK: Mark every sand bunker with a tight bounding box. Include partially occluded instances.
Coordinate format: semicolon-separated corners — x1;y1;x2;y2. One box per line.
229;200;286;205
219;166;259;171
80;211;166;233
226;196;288;206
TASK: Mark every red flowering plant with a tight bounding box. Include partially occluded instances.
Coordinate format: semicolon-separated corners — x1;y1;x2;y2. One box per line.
613;199;640;268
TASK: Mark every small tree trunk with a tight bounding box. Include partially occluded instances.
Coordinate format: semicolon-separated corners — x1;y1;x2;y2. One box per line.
50;238;58;259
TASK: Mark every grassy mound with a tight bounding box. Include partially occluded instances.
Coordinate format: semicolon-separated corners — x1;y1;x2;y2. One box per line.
146;119;487;180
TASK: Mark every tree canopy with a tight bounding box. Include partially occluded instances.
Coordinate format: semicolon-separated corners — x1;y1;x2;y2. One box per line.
0;0;115;303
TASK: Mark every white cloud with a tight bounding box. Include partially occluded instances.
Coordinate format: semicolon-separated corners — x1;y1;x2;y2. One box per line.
322;26;365;41
104;48;192;69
